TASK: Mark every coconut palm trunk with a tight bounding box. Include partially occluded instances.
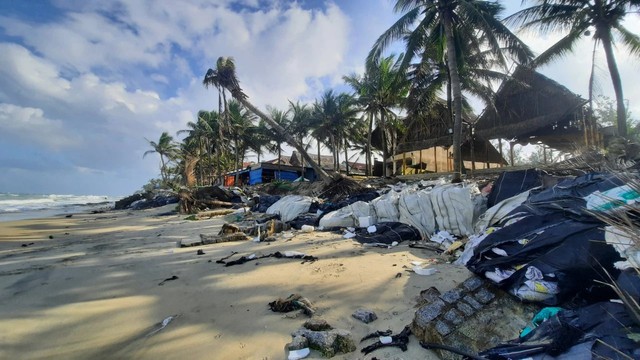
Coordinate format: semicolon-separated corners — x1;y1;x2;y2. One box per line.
443;12;464;181
600;29;627;137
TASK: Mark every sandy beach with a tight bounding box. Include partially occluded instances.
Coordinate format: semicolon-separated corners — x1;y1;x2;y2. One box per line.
0;205;472;359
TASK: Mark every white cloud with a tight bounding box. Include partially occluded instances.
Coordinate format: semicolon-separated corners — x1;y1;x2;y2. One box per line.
0;103;79;150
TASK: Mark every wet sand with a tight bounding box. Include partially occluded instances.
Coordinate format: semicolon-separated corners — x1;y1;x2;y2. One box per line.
0;205;471;359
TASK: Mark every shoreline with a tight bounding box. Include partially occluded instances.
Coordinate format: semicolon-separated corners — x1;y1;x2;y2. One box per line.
0;205;470;359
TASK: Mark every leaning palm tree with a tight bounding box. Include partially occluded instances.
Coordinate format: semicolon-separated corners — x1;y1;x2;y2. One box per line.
370;0;532;180
508;0;640;138
143;131;178;184
203;57;330;181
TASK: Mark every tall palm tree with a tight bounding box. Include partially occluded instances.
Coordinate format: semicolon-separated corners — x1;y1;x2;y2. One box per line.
143;131;178;184
226;100;256;185
288;100;314;176
508;0;640;138
344;54;408;177
370;0;532;180
203;57;330;181
265;107;291;180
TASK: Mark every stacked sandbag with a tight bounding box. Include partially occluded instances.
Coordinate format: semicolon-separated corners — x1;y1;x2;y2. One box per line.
318;201;373;228
371;190;400;223
430;184;474;236
397;188;436;239
266;195;314;222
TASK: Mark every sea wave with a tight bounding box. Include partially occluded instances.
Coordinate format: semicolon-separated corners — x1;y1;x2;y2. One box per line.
0;193;120;213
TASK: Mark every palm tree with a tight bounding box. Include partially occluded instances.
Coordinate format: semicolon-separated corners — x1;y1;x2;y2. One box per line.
288;100;314;176
203;57;330;181
143;131;178;184
265;107;291;180
344;54;408;177
226;100;256;185
370;0;532;180
508;0;640;138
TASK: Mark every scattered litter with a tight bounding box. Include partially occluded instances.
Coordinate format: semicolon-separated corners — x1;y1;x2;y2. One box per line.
287;348;310;360
218;251;318;267
412;266;438;276
361;326;411;355
146;314;180;337
269;294;315;316
300;225;314;233
361;330;392;342
158;275;179;286
21;242;34;247
343;231;356;239
196;249;205;255
366;225;377;233
430;231;456;247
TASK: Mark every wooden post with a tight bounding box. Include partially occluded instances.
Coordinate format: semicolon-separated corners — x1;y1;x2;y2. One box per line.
498;138;504;167
419;149;423;173
434;147;438;173
509;142;515;166
402;152;406;175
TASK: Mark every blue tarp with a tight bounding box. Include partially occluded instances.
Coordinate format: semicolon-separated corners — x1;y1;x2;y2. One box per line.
249;168;263;185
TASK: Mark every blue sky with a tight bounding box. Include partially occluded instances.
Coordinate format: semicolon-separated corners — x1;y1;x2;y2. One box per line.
0;0;638;196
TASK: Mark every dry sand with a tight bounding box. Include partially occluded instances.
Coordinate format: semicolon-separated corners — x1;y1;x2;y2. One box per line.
0;205;472;359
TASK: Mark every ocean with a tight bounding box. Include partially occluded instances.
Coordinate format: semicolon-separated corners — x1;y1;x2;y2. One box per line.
0;193;121;222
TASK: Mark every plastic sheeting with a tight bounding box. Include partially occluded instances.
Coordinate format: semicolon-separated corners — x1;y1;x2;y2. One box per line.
466;173;631;305
266;195;314;222
474;190;531;233
480;301;640;359
353;222;421;245
487;169;541;208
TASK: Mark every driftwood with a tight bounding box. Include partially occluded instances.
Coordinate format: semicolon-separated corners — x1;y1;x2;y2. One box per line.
179;233;249;248
195;209;235;219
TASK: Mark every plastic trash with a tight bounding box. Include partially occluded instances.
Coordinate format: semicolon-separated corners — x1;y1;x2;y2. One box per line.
300;225;314;232
367;225;377;233
344;231;356;239
283;251;306;258
147;315;178;336
379;336;393;344
287;348;310;360
413;266;437;275
359;216;372;227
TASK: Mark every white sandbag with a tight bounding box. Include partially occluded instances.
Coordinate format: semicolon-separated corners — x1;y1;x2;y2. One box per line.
266;195;314;222
398;188;436;239
430;184;474;236
318;201;373;228
371;190;400;223
474;190;530;233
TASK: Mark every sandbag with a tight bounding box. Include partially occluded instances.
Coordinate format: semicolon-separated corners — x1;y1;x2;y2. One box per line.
430;184;474;236
371;190;400;223
397;188;436;239
318;201;373;228
266;195;314;222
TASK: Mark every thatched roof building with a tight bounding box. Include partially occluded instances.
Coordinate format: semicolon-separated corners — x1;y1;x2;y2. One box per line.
475;66;594;151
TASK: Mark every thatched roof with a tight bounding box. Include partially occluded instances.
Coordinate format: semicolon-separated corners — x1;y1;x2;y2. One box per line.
475;66;589;151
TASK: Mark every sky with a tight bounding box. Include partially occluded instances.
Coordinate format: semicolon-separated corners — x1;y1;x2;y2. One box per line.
0;0;638;196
